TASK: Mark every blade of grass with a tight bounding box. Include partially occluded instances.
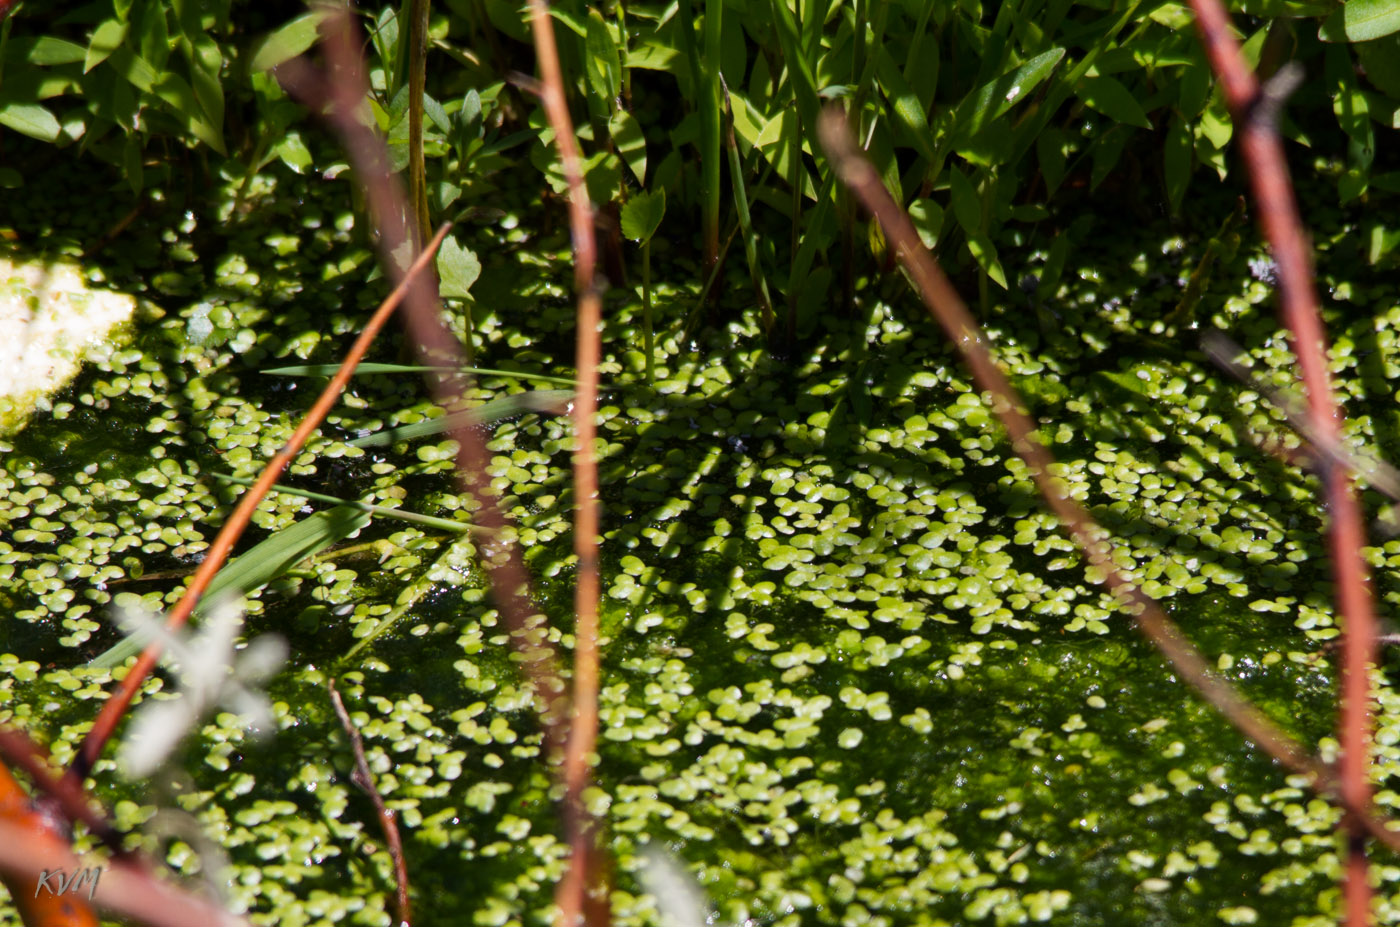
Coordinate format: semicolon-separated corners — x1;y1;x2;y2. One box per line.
263;362;577;386
349;388;574;446
88;503;373;669
720;77;774;335
211;473;485;534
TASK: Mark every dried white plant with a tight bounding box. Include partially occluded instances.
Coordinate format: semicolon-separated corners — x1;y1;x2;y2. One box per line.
637;847;724;927
110;597;287;779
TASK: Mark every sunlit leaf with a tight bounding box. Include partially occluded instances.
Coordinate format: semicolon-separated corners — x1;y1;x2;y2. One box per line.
1076;75;1152;129
621;188;666;243
610;108;647;184
437;235;481;299
85;19;128;72
0;102;60;142
250;9;332;72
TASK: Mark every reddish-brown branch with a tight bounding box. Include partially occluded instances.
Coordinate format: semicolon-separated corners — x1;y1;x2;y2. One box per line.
66;225;452;788
523;2;606;926
329;681;411;927
817;110;1400;859
1187;4;1378;922
276;0;577;797
0;814;249;927
0;730;121;853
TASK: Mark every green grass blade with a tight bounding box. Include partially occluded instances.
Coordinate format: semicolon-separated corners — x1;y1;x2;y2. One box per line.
721;78;774;335
89;504;373;668
350;389;575;447
211;474;477;535
262;363;577;386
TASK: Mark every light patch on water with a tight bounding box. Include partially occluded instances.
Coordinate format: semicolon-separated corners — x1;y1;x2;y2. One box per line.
0;255;136;434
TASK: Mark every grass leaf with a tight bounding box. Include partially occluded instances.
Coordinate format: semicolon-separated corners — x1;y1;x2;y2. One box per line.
89;504;372;668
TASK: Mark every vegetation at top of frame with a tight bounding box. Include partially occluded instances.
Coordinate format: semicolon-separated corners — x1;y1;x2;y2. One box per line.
3;0;1400;345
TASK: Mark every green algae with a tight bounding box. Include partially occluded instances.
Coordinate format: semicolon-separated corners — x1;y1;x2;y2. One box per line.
1;154;1400;927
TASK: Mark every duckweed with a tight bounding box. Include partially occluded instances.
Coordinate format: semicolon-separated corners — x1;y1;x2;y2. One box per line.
3;142;1400;927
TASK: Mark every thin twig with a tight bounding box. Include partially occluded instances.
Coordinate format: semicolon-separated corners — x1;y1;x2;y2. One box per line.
1187;4;1379;922
524;2;607;924
1204;332;1400;507
817;108;1400;858
66;225;452;785
328;680;410;927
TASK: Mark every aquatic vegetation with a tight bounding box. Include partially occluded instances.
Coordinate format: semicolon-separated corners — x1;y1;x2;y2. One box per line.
3;136;1400;926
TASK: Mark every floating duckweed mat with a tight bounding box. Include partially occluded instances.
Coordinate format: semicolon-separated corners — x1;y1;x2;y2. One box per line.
3;157;1400;927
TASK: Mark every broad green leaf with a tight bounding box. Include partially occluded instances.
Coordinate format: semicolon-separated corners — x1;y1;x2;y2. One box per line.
1164;114;1192;216
908;199;944;249
274;131;313;173
437;236;481;299
610;109;647;184
423;94;452;135
1342;0;1400;40
1198;96;1233;149
1076;75;1152;128
727;90;766;149
584;9;621;106
965;233;1008;289
753;109;792;149
154;71;227;154
1356;36;1400;98
123;134;144;196
625;42;680;72
106;45;160;93
947;166;982;234
0;103;60;142
583;150;623;206
28;37;87;65
548;7;588;36
351;390;575;447
621;189;666;243
249;10;331;72
875;47;935;161
460;89;482;133
1036;126;1067;194
1089;125;1130;189
89;504;373;668
85;20;128;73
953;47;1066;141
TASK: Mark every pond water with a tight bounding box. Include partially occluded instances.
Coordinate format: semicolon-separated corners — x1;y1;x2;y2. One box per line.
2;154;1400;926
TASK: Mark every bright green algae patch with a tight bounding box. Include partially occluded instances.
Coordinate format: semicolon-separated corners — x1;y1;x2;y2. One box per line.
3;161;1400;927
